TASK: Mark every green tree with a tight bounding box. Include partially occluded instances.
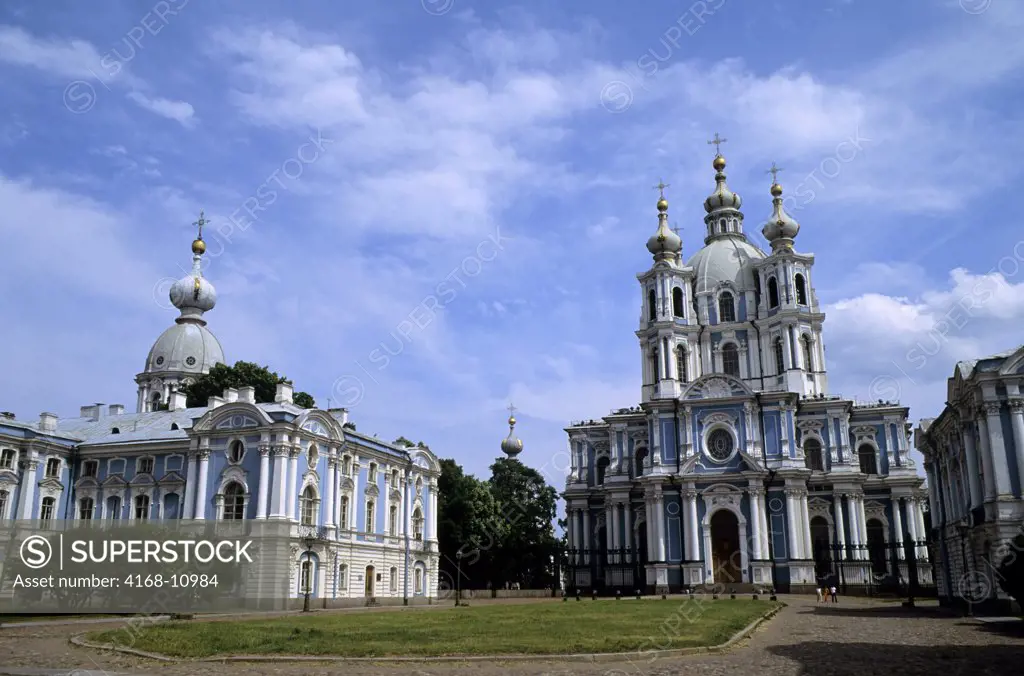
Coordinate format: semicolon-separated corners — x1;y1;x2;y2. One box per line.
487;457;559;590
393;436;414;447
182;361;315;409
437;459;504;591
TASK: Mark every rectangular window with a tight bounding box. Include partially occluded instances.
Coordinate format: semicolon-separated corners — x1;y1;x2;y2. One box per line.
340;496;349;529
365;500;374;533
134;494;150;520
415;569;423;593
389;505;398;535
0;449;15;469
368;463;378;483
0;490;8;519
45;458;61;478
40;497;55;525
300;560;313;593
83;460;98;477
138;457;154;475
79;497;94;520
390;568;398;592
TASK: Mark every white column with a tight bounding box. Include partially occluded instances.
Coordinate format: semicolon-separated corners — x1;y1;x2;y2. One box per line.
847;495;861;558
582;508;591;564
960;422;983;508
611;504;621;562
272;448;287;518
749;489;764;560
256;447;270;519
351;461;360;530
1010;401;1024;495
182;453;197;519
287;447;299;521
645;501;656;561
324;458;336;533
193;451;210;520
757;492;770;563
976;413;997;501
604;504;614;562
623;502;633;562
856;496;868;559
834;495;847;556
18;459;38;519
983;402;1013;497
913;499;928;559
786;491;801;559
800;493;813;559
905;498;920;559
430;490;438;540
893;497;905;560
655;494;666;562
685;491;699;561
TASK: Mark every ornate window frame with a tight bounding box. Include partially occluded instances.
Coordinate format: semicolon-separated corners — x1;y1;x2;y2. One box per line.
701;414;740;465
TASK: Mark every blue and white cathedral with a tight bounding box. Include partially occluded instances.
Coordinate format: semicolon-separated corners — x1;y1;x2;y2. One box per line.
0;217;440;604
563;142;931;593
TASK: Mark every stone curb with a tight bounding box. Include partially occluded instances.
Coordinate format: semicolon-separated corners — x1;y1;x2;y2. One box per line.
70;602;785;664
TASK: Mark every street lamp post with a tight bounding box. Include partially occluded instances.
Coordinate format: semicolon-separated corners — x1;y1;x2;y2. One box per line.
302;534;316;613
455;550;463;606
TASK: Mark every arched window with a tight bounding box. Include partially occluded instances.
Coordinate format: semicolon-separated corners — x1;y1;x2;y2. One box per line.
412;507;424;540
390;566;398;593
151;392;161;410
340;495;350;530
414;568;423;594
866;519;887;575
804;438;824;472
338;563;348;590
170;423;179;430
672;287;684;317
307;443;319;468
647;289;657;321
651;347;660;384
858;444;878;475
40;497;56;524
106;496;121;520
634;447;648;477
78;497;94;520
365;499;375;533
0;490;8;520
223;482;245;520
795;273;808;305
596;456;610;485
676;346;688;383
773;337;786;374
802;335;815;371
768;277;780;308
300;485;317;525
301;558;314;594
133;494;150;521
228;440;244;464
389;504;399;534
721;343;740;378
718;292;735;323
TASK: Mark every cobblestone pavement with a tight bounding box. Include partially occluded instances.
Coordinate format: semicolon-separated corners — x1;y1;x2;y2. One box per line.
0;596;1021;676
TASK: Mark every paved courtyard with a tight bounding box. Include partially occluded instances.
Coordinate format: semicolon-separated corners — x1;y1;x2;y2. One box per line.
0;596;1020;676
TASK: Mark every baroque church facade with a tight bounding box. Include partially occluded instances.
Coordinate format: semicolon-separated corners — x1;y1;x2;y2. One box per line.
563;143;931;593
0;218;440;604
915;345;1024;611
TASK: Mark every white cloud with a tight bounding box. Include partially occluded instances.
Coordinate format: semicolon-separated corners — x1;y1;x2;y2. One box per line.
126;92;195;126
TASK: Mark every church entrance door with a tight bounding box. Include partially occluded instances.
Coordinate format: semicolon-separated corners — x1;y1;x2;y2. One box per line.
710;510;741;583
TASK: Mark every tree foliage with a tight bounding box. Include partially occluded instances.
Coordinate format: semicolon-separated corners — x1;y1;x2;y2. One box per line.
182;361;315;409
437;456;559;593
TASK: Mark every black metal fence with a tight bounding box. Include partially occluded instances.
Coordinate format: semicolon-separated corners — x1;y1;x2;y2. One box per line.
562;538;938;597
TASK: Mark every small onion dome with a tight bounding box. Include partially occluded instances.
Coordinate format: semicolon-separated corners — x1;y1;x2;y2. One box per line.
170;254;217;318
500;415;523;457
647;196;682;257
762;182;800;250
703;155;742;213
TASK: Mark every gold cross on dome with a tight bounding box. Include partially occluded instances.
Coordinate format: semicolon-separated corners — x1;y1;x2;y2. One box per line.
766;162;784;182
192;210;209;239
507;403;517;417
653;179;670;199
671;223;682;235
707;132;727;154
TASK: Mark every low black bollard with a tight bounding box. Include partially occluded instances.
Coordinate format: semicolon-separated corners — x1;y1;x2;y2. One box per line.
616;590;621;600
730;593;736;600
752;593;759;600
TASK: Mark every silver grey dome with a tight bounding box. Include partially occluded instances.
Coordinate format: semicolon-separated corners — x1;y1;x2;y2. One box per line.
170;273;217;315
686;237;766;295
144;322;225;375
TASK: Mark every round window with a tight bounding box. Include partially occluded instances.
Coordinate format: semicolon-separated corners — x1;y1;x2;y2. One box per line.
185;356;196;366
706;428;735;462
155;356;164;366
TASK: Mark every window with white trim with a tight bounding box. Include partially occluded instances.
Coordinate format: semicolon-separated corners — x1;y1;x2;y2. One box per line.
134;494;150;520
40;497;56;525
0;449;15;469
79;497;94;520
45;458;60;478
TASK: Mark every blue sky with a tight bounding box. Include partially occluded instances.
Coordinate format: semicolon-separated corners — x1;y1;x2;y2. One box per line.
2;0;1023;488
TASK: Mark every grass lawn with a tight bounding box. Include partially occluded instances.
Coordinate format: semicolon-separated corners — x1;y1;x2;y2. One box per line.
86;598;779;658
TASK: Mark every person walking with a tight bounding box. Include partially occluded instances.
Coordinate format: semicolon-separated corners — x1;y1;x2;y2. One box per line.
830;585;838;603
816;585;823;603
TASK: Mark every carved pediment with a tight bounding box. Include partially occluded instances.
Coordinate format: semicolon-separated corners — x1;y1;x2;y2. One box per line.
683;374;755;401
215;415;260;430
365;484;379;498
808;497;831;514
158;471;185;485
851;425;877;440
389;489;402;503
302;420;329;437
864;500;886;519
101;474;126;488
701;411;738;427
797;419;825;432
592;440;610;455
